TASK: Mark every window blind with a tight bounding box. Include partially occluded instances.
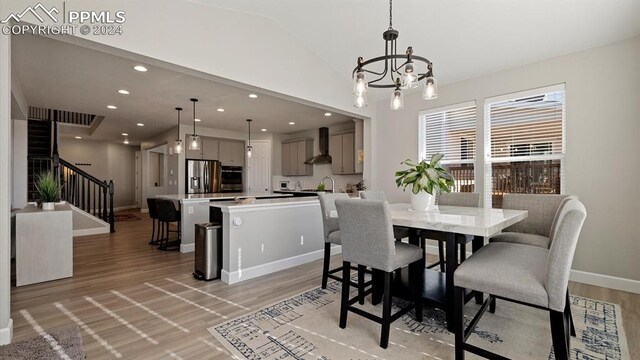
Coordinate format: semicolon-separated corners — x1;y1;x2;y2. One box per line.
419;102;477;164
488;90;565;162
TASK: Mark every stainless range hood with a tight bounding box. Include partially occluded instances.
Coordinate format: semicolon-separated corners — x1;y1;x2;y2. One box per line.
304;127;332;164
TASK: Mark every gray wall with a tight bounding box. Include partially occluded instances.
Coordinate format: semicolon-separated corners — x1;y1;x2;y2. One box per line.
58;138;137;208
372;36;640;282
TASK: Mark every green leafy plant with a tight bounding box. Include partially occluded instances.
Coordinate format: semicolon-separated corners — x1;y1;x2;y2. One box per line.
355;179;366;191
395;153;454;195
316;182;326;191
34;171;61;203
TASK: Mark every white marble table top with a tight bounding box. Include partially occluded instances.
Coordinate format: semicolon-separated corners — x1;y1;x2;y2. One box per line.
159;192;293;203
330;203;528;237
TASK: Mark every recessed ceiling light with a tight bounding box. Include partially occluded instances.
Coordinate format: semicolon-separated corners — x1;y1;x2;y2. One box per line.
121;133;128;136
194;118;201;122
217;108;224;112
75;136;82;139
133;65;147;72
118;89;130;95
288;122;295;125
123;139;130;144
107;105;117;109
324;112;332;117
249;94;258;98
137;123;144;127
261;128;267;132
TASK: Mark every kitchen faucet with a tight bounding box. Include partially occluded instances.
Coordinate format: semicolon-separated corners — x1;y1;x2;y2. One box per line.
321;176;335;193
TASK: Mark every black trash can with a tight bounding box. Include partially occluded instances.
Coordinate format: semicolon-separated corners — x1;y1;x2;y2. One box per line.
193;223;222;281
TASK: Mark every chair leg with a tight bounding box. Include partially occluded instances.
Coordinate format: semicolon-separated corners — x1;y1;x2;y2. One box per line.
438;242;446;272
357;265;366;305
321;243;331;289
489;296;496;314
339;261;350;329
454;286;465;360
550;310;569;360
149;219;156;245
459;243;466;263
566;291;576;337
380;272;392;349
412;260;423;322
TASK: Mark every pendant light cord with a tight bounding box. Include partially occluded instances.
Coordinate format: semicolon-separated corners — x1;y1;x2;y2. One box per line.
192;100;196;135
388;0;393;29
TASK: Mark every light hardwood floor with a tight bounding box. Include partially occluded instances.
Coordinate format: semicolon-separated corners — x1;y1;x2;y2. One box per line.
9;210;640;359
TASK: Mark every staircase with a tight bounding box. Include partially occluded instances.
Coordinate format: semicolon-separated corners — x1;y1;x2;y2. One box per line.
26;114;116;233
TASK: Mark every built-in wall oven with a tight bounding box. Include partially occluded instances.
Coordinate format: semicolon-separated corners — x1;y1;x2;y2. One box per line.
220;166;243;192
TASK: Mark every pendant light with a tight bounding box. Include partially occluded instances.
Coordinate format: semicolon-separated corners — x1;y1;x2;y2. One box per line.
174;107;183;154
188;98;200;151
421;63;438;100
246;119;252;158
390;79;404;110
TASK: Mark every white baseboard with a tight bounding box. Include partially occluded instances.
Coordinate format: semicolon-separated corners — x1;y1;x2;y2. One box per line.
73;227;109;237
222;245;342;285
0;318;13;345
424;244;640;294
113;205;137;212
140;208;149;214
180;243;195;253
569;270;640;294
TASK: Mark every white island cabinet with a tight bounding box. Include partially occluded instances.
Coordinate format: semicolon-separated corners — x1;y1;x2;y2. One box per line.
208;198;337;284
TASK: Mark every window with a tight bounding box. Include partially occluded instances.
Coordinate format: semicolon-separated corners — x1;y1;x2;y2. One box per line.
484;85;566;208
419;101;477;192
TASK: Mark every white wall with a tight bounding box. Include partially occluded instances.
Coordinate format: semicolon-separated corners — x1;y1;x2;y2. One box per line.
373;37;640;282
11;119;27;209
58;138;137;208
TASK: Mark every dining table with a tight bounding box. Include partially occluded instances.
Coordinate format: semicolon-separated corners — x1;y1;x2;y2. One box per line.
330;203;528;331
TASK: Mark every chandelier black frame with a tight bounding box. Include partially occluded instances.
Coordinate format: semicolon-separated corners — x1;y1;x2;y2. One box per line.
352;0;438;109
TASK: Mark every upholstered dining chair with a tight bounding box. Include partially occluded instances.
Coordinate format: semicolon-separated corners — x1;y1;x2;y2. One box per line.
335;199;424;348
453;198;586;360
318;193;369;304
490;194;576;248
421;192;480;272
360;191;410;242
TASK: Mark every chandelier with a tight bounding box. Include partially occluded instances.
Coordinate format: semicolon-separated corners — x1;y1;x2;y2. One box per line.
352;0;438;110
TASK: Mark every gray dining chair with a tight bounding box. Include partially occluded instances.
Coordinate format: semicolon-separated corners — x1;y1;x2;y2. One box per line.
421;192;480;272
453;198;586;360
360;191;410;241
490;194;576;249
318;193;369;303
335;199;424;349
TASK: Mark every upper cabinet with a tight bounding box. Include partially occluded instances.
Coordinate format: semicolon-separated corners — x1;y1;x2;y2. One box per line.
281;139;313;176
201;137;219;160
219;140;245;166
330;131;357;175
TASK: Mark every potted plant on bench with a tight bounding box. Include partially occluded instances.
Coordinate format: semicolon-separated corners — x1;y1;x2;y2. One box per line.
35;171;61;210
395;153;454;212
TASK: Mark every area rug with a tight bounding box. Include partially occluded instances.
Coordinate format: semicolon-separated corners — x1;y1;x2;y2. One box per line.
113;213;141;222
209;280;630;360
0;326;86;359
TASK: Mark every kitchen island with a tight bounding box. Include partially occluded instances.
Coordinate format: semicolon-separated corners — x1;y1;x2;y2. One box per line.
159;192;295;253
208;197;333;284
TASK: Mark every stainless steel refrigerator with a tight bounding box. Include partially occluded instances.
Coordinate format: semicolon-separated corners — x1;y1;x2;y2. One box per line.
186;160;221;194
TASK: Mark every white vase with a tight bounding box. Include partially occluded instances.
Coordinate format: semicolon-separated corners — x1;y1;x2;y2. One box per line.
410;191;436;212
41;202;55;211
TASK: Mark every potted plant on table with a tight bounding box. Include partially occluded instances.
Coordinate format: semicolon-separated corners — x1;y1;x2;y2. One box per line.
395;153;454;212
35;171;61;210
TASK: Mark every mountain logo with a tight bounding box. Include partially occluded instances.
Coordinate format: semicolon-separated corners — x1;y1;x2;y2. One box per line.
1;3;59;24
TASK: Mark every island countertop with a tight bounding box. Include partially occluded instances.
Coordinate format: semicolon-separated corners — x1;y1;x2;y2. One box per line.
159;192;293;203
208;197;319;210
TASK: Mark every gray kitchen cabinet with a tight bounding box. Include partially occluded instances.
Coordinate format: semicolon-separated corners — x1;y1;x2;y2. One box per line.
330;131;356;175
281;139;313;176
201;137;219;160
219;140;245;166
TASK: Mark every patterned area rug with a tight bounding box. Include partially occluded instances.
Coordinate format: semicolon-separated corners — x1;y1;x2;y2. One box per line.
114;213;141;222
209;280;630;359
0;326;86;359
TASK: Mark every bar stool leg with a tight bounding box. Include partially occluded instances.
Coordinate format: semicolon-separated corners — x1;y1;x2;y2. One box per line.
358;265;366;305
321;243;331;289
339;261;350;329
149;219;156;245
380;271;392;349
438;242;446;272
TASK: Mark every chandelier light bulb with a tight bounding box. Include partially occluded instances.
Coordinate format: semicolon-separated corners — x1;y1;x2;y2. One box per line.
354;93;367;108
247;146;252;158
390;88;404;110
189;135;200;150
402;62;418;89
175;139;183;154
353;71;368;95
422;76;438;100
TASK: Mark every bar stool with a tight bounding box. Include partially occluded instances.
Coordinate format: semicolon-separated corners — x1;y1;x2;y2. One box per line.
155;199;181;251
335;199;424;349
146;198;160;245
453;198;586;360
360;191;410;242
